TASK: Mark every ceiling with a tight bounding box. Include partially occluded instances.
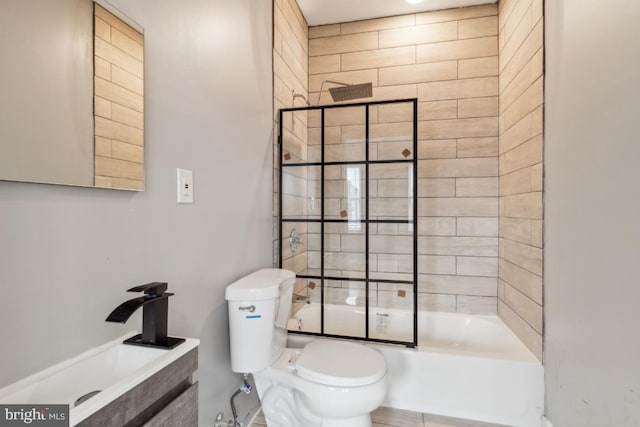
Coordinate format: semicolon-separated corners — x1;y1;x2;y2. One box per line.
297;0;498;26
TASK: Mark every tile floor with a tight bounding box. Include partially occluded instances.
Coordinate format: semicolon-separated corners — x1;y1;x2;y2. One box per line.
250;406;511;427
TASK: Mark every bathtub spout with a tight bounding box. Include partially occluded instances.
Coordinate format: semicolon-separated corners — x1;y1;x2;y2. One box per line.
292;294;310;304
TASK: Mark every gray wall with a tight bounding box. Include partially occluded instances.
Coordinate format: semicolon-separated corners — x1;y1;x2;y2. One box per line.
0;0;273;424
544;1;640;426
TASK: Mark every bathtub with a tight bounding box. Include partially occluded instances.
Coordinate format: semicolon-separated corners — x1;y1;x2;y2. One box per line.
288;304;543;427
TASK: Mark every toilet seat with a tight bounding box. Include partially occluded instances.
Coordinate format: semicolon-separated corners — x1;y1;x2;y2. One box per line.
295;340;387;387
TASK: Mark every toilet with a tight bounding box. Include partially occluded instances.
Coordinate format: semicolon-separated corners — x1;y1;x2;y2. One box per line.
225;268;389;427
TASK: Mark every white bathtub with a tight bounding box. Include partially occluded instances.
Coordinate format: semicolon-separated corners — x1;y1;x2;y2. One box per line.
288;304;543;427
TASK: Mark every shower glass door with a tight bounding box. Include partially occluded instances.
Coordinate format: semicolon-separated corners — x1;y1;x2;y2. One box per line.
279;99;417;347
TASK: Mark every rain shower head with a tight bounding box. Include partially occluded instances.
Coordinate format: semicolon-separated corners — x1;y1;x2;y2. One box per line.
317;80;373;104
328;82;373;102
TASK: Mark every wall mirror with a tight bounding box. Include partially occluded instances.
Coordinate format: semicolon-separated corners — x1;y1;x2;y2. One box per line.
0;0;145;191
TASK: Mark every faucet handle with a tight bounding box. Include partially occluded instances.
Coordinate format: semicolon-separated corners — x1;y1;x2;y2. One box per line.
127;282;168;297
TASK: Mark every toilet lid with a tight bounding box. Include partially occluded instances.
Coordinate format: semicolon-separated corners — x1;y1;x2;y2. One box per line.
295;340;387;387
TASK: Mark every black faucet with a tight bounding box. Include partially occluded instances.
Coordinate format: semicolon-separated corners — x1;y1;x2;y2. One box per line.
106;282;185;349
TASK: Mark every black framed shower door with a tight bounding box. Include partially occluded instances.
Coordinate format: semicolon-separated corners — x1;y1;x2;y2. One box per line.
278;98;418;348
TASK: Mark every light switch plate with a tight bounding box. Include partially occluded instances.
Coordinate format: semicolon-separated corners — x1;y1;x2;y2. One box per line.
177;168;193;204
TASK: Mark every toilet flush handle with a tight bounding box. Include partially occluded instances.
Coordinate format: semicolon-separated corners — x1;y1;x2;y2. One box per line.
238;305;256;313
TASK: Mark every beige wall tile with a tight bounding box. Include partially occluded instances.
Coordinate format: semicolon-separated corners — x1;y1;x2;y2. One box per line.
94;97;112;119
95;116;143;146
458;96;499;118
309;32;378;56
501;238;542;276
418;178;456;197
503;191;542;219
458;56;499;79
457;295;498;314
500;4;538;72
111;140;143;163
94;176;112;188
309;24;340;39
419;236;498;256
500;217;532;244
379;61;457;86
95;56;111;80
376;103;414;123
111;103;143;130
111;65;143;96
531;162;543;192
500;20;543;92
419;255;457;275
418;217;456;236
419;197;498;217
374;141;415;161
416;4;497;25
459;15;498;39
457;256;498;277
417;37;497;63
419;274;497;296
499;0;530;44
110;177;143;191
456;177;498;197
500;49;543;113
370;163;412;179
370;122;413;140
95;136;112;157
309;55;341;74
379;21;458;49
418;293;457;312
95;16;111;42
95;37;143;79
274;28;283;54
531;219;543;248
95;76;143;113
500;77;543;133
500;165;532;196
342;46;415;72
420;117;498;139
370;84;418;101
503;282;543;333
111;28;143;61
95;155;143;180
498;300;539;359
275;6;307;60
502;135;543;174
341;14;416;35
95;4;142;44
418;100;458;121
499;106;543;154
418;140;457;159
418;77;498;101
419;157;498;178
457;137;498;158
457;217;499;237
282;41;308;87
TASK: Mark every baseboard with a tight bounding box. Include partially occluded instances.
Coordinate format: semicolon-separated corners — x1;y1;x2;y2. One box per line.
543;416;555;427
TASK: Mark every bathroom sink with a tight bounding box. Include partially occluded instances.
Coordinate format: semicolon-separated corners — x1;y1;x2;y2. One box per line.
0;332;199;425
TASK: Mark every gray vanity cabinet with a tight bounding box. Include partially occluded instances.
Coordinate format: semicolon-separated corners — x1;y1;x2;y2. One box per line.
77;347;198;427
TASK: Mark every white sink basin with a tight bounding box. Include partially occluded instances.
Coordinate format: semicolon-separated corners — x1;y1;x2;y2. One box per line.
0;333;199;425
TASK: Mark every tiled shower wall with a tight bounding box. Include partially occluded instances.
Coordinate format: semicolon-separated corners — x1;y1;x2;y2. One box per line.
273;0;309;297
94;4;145;191
306;4;501;314
497;0;544;360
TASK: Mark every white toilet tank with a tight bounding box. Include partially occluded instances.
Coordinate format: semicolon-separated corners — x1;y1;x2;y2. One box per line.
225;268;295;374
